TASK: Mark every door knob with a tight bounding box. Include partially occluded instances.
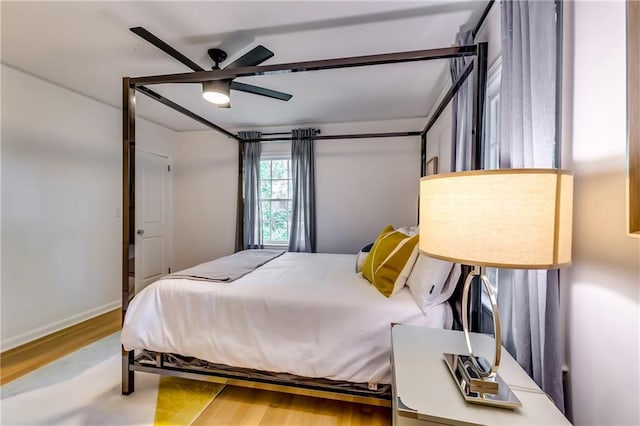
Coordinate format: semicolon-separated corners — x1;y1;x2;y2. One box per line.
136;229;145;236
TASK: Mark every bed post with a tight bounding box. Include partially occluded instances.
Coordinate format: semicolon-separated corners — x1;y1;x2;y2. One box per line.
235;141;244;252
420;133;427;177
122;76;136;395
471;42;488;170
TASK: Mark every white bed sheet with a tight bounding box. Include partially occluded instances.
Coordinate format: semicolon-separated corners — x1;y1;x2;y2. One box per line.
121;252;452;385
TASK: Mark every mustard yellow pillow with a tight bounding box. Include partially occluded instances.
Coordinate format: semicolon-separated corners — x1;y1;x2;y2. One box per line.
362;226;419;297
362;225;394;280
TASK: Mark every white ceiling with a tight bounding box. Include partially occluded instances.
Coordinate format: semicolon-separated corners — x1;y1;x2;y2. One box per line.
1;1;486;132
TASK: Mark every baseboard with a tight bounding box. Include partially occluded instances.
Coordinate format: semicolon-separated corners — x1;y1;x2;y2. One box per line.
1;300;121;351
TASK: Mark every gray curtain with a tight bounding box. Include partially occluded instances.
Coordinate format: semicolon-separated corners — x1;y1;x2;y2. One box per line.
239;131;263;250
289;128;317;252
497;0;563;411
450;28;474;172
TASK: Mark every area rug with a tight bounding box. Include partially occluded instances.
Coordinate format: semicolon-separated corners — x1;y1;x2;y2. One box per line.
0;333;225;425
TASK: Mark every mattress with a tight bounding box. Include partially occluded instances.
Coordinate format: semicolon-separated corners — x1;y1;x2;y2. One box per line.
121;252;452;385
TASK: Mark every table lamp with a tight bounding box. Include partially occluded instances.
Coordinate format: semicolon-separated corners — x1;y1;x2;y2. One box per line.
419;169;573;409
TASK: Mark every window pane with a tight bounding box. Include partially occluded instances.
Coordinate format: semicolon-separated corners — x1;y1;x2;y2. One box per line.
262;221;271;241
272;180;288;199
261;201;271;222
271;201;288;221
260;160;271;179
272;160;287;179
271;220;288;242
261;180;272;199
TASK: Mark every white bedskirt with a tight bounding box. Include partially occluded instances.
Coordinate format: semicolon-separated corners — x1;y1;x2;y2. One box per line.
122;252;451;385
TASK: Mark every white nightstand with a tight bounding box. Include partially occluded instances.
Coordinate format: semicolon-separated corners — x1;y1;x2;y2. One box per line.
391;325;571;425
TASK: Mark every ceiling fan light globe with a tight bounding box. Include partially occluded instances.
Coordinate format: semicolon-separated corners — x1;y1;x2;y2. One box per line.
202;80;231;105
202;91;230;105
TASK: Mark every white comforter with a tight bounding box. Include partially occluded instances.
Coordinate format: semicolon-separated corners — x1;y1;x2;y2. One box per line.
121;252;451;384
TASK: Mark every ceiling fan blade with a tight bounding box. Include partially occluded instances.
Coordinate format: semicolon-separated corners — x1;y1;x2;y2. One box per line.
230;81;292;101
223;45;274;69
130;26;204;72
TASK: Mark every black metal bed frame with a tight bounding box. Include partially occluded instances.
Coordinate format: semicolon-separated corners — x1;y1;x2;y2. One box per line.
121;2;493;404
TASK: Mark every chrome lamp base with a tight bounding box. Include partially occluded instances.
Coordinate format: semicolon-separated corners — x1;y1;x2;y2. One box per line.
443;353;522;409
448;265;522;409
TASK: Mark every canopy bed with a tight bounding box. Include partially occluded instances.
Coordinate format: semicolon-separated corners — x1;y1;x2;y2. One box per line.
121;2;493;406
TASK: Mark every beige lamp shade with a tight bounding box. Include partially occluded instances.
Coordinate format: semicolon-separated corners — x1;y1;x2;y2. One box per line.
419;169;573;269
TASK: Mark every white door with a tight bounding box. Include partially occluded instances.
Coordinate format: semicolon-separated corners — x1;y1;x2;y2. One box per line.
135;150;172;293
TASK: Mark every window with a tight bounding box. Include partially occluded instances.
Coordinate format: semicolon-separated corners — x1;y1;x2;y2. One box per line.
260;157;292;245
484;60;501;171
482;60;502;310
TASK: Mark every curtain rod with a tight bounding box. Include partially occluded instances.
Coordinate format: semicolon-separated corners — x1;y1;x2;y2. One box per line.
241;131;420;143
258;130;323;136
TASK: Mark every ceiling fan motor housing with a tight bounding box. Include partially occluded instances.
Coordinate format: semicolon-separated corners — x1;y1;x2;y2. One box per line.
208;48;228;69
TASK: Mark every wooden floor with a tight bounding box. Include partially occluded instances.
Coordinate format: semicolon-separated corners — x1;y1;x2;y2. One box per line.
0;308;122;385
196;385;390;426
0;309;392;425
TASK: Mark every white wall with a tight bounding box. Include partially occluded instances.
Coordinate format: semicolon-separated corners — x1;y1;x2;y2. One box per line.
0;64;175;350
172;130;238;270
314;119;421;254
563;2;640;424
425;76;454;174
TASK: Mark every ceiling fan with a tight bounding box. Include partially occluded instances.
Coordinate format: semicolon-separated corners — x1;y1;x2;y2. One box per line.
130;27;292;108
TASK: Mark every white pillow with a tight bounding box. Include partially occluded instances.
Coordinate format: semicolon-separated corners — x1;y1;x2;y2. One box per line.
394;245;420;294
396;225;419;237
407;254;460;313
355;250;369;273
